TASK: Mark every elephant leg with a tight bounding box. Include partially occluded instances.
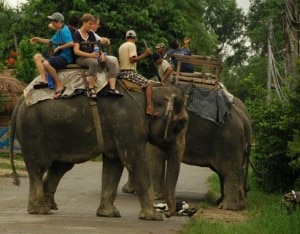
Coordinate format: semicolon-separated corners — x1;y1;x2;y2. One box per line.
154;159;166;200
217;173;224;204
218;169;245;210
26;162;50;214
238;171;246;209
148;145;166;200
122;174;135;194
43;161;74;210
130;156;163;221
96;154;123;217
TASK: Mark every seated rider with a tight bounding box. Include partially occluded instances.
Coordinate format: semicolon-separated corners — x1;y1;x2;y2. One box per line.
90;15;123;96
151;53;175;85
119;30;159;116
167;37;194;73
73;14;122;99
30;12;74;99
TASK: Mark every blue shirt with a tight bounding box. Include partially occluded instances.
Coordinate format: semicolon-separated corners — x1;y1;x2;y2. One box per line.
51;25;73;63
167;48;194;73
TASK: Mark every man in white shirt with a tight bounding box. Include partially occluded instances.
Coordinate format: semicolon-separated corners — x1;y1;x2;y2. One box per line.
119;30;159;116
151;53;174;85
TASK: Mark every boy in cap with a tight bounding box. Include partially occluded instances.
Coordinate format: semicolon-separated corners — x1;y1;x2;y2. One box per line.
155;43;168;60
119;30;159;116
30;12;74;99
151;53;174;85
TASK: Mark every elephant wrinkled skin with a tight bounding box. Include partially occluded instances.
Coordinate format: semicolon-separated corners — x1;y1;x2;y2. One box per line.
9;83;188;220
123;96;252;211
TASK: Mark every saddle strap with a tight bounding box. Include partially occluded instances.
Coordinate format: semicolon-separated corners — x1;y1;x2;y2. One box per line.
81;73;104;150
89;99;105;150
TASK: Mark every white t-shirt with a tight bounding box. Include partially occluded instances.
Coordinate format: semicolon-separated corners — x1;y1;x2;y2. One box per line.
119;41;137;71
158;59;173;82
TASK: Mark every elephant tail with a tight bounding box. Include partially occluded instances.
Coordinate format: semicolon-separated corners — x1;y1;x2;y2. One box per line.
9;95;24;186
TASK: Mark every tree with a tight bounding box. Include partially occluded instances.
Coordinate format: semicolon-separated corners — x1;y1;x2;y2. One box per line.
0;1;22;63
203;0;248;66
244;0;300;192
12;0;216;79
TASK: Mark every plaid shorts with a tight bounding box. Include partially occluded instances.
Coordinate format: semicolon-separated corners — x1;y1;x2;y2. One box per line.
119;70;149;88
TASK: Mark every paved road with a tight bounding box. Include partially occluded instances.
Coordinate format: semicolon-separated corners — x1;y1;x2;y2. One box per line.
0;161;213;234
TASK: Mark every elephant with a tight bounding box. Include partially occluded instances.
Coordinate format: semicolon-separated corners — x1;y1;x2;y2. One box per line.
122;95;252;211
9;81;188;220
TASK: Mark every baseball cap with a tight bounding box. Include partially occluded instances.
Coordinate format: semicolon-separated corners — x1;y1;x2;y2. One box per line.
155;43;166;49
126;30;136;38
47;12;64;22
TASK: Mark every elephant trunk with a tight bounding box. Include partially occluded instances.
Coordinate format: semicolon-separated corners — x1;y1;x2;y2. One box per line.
164;133;186;217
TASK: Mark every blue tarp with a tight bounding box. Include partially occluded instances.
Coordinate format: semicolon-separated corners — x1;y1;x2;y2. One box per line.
0;127;21;153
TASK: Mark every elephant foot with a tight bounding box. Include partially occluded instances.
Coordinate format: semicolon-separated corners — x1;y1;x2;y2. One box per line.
96;205;121;217
27;201;52;215
45;194;58;210
218;201;245;211
216;196;223;204
122;182;135;194
139;208;163;221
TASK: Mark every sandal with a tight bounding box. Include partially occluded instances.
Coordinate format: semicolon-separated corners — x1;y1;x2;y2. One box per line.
53;87;66;99
87;87;97;99
33;82;48;89
108;89;124;97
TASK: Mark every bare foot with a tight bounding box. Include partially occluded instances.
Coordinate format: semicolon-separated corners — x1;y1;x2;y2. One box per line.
146;109;159;117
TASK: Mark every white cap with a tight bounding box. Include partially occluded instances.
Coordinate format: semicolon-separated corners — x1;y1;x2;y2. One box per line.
126;30;136;38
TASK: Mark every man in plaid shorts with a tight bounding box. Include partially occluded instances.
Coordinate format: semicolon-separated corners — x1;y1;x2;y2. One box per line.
119;30;159;116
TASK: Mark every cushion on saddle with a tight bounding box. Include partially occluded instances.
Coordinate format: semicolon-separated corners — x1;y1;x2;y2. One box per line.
23;69;108;106
121;79;143;93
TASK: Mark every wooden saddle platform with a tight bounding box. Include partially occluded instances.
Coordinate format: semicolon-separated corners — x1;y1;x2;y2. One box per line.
170;54;221;89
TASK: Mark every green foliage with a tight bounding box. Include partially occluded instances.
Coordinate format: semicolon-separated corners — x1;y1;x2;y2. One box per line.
221;56;267;102
246;0;285;56
247;96;300;192
286;83;300;175
288;130;300;171
204;0;248;65
14;37;41;83
0;2;21;61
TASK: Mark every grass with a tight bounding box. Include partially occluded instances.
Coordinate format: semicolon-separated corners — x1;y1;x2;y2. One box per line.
181;174;300;234
0;152;26;172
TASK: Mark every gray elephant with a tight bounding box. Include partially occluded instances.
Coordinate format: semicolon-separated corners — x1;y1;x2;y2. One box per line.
9;83;188;220
123;95;252;211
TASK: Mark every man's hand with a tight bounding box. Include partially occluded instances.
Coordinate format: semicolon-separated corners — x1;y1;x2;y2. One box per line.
184;37;190;44
144;48;152;56
30;37;39;44
101;37;111;45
